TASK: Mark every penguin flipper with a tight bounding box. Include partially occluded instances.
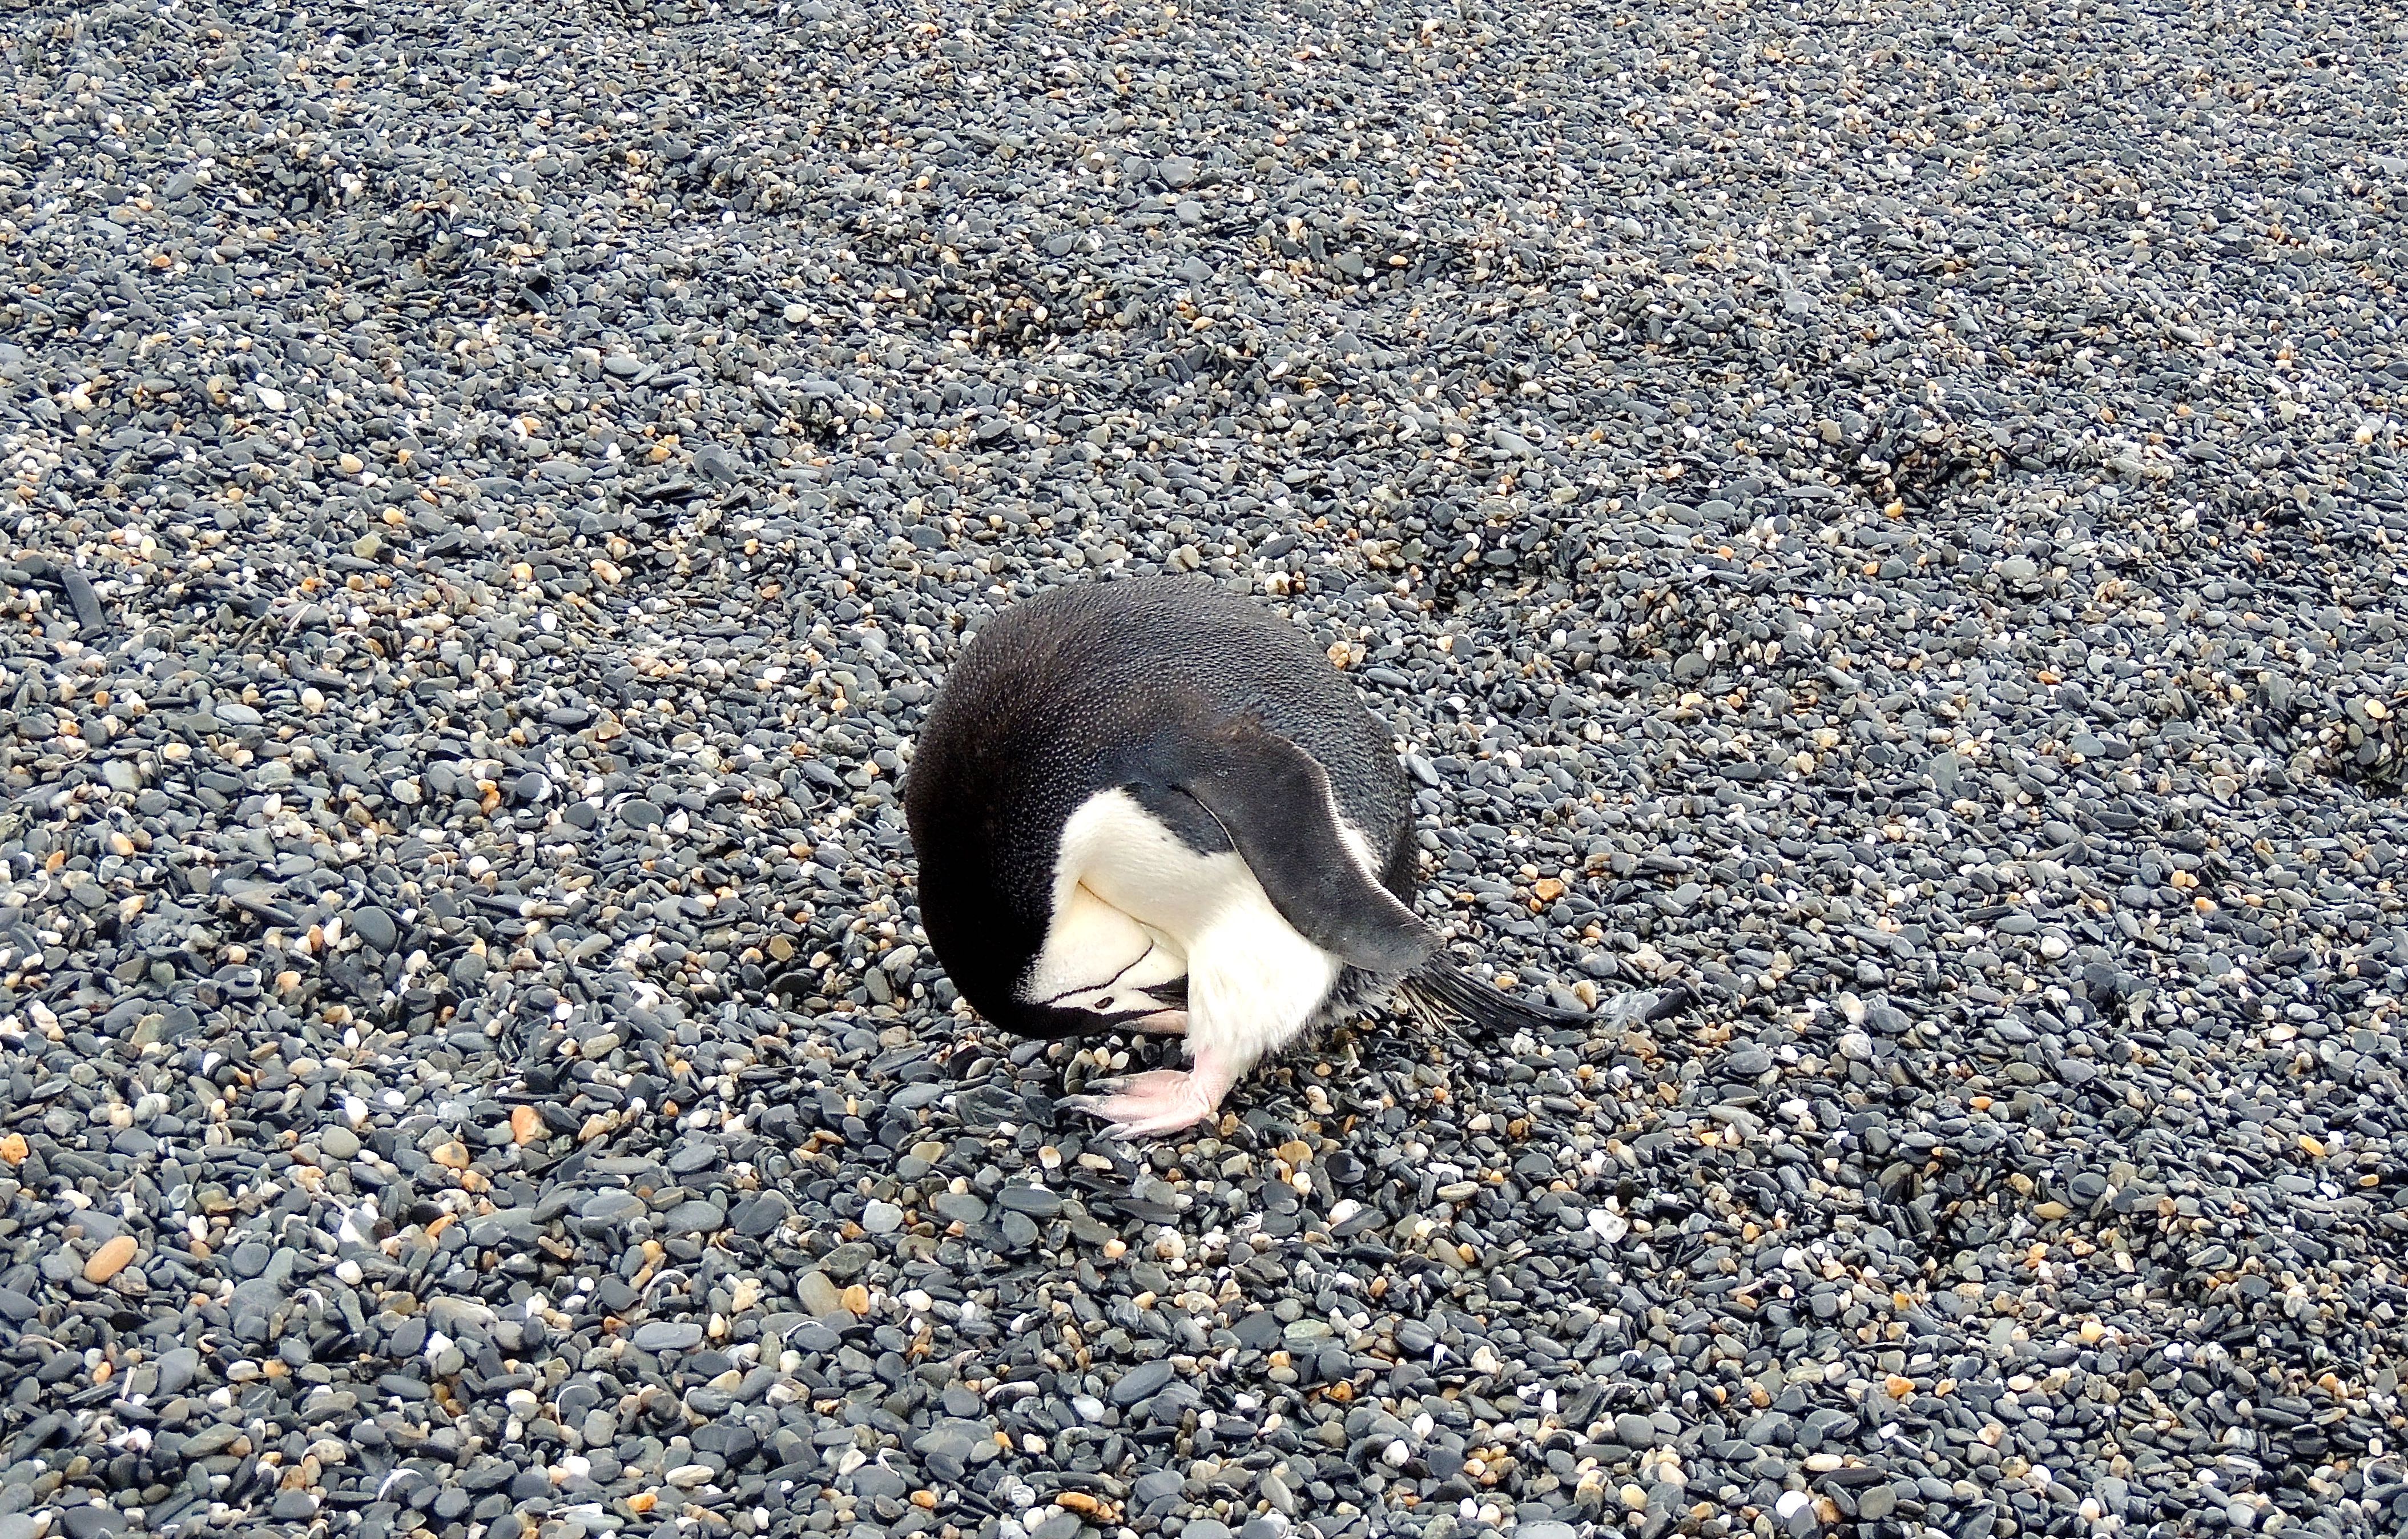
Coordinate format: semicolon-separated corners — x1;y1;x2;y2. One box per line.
1158;718;1436;977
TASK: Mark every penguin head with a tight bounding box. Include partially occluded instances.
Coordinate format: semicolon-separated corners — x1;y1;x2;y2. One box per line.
1009;975;1189;1039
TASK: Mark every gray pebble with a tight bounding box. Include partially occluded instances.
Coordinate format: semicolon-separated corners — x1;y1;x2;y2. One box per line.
632;1320;703;1353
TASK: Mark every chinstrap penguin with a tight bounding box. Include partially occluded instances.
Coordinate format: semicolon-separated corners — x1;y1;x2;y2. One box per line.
903;576;1688;1139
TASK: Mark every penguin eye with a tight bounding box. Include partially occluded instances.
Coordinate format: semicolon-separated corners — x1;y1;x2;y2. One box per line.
1093;996;1116;1011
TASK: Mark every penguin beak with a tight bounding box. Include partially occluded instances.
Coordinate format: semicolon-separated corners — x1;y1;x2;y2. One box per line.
1006;978;1189;1039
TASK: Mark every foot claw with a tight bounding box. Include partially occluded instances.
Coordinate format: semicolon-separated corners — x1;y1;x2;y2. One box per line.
1063;1069;1217;1140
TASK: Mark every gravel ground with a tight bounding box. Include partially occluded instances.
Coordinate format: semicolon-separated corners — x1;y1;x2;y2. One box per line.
2;0;2406;1537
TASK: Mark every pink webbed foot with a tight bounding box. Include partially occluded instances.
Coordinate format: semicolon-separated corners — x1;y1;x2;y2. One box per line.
1064;1069;1226;1140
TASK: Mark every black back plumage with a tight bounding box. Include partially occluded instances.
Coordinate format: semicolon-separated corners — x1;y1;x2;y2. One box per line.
904;577;1414;1032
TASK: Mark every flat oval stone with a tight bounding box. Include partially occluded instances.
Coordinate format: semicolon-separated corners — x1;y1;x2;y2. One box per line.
579;1190;647;1223
633;1320;703;1353
1109;1358;1176;1407
730;1193;790;1237
662;1199;726;1235
931;1192;988;1225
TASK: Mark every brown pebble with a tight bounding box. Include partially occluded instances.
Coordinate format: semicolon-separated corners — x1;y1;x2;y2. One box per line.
510;1106;542;1146
84;1235;140;1284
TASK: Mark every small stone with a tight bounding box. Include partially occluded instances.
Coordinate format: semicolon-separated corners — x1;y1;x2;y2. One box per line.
1110;1359;1176;1406
795;1270;845;1317
349;907;399;952
634;1320;704;1353
1259;1470;1296;1516
83;1235;139;1284
662;1199;726;1235
579;1190;647;1223
155;1347;200;1395
731;1192;791;1236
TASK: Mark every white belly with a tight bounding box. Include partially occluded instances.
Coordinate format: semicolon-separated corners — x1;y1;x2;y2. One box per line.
1025;789;1347;1061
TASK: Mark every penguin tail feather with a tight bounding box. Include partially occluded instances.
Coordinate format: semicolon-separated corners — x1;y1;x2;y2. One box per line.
1402;957;1692;1039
